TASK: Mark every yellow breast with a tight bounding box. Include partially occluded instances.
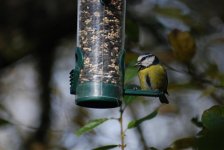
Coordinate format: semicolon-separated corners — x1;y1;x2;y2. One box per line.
138;64;167;91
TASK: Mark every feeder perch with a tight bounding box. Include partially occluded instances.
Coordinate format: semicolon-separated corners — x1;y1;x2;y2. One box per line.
70;0;163;108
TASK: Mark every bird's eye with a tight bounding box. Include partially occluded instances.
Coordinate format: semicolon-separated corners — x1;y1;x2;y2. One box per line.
140;56;148;62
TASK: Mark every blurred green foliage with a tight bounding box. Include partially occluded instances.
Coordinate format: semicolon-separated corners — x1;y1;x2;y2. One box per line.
165;105;224;150
76;118;109;136
1;0;224;149
127;109;158;129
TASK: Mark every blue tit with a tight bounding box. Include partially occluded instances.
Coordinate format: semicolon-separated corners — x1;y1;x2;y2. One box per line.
135;54;169;104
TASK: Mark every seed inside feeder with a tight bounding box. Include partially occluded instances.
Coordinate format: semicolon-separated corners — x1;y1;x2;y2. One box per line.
77;0;125;85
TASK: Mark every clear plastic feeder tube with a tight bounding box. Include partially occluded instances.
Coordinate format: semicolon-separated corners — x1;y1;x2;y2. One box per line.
75;0;126;108
77;0;125;84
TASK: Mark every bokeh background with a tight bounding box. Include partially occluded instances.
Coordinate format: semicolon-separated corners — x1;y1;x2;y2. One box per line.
1;0;224;150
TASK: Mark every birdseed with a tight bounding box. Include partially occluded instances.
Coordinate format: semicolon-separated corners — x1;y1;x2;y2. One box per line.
77;0;125;85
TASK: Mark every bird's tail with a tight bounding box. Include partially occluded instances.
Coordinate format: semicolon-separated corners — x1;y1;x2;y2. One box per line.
159;94;169;104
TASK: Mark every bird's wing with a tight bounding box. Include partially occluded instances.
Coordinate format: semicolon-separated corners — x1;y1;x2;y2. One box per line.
146;75;151;88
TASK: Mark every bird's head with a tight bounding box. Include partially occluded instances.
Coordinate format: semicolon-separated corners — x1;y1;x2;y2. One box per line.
135;54;159;70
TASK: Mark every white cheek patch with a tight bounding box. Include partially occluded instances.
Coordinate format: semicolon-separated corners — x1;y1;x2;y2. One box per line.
141;56;155;67
141;60;149;67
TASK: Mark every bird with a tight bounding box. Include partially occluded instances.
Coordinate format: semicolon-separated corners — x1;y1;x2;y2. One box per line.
135;53;169;104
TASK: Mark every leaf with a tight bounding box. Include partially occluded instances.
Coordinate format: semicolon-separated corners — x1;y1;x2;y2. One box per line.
201;87;216;97
168;83;201;90
92;145;118;150
197;107;224;150
170;137;196;149
201;105;224;131
191;117;204;128
128;109;158;129
168;29;196;64
205;63;219;78
0;118;10;126
164;148;174;150
76;118;109;136
149;147;158;150
197;128;208;137
124;95;137;106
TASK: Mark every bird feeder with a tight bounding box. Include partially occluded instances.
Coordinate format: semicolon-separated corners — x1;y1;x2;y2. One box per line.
70;0;126;108
70;0;164;109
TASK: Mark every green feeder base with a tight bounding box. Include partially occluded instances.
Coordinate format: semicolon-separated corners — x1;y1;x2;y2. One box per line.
76;82;122;108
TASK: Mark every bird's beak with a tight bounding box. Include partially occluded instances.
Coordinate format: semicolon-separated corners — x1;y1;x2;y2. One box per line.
135;62;140;67
135;62;142;71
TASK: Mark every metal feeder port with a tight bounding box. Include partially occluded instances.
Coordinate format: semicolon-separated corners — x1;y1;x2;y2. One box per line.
70;0;126;108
